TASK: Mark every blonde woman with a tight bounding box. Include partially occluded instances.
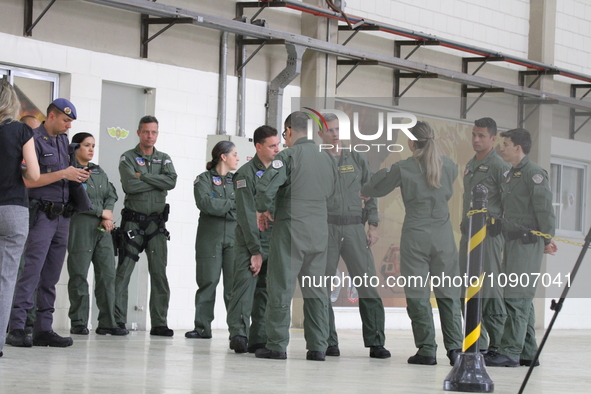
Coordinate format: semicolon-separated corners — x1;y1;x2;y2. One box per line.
361;121;463;366
0;80;40;356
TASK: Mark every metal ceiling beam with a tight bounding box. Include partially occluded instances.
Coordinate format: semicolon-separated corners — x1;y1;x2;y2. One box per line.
263;0;591;85
82;0;591;112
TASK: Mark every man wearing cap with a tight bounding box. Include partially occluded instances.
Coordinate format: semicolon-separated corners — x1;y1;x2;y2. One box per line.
115;116;177;336
7;99;89;348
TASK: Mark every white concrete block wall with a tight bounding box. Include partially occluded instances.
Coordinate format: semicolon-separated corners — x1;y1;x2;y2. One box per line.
343;0;530;58
0;31;300;331
555;0;591;75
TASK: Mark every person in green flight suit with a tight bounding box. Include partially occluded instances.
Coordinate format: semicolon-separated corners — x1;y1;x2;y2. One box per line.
485;128;557;367
115;115;177;337
226;126;280;353
317;113;390;359
67;132;128;336
254;111;337;361
459;118;510;353
361;121;463;366
185;141;239;339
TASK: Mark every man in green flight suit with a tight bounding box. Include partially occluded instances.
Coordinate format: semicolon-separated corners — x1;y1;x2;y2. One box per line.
115;115;178;336
226;125;281;353
485;128;557;367
317;113;390;359
254;111;337;361
460;117;510;353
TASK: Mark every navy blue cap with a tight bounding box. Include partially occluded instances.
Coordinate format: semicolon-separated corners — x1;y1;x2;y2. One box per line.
51;98;77;120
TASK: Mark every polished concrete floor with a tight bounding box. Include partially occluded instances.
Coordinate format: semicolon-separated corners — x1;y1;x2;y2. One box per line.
1;328;589;393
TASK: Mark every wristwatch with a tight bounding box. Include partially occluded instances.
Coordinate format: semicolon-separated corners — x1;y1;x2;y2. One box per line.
368;222;378;227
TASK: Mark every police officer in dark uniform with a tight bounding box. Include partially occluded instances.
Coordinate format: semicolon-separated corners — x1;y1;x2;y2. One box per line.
485;128;557;367
254;111;337;361
115;116;177;336
7;99;89;348
185;141;239;339
226;126;280;353
460;117;509;353
317;113;390;359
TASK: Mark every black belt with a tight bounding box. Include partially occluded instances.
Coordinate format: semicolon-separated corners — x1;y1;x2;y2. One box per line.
504;230;538;244
36;200;70;219
327;215;362;225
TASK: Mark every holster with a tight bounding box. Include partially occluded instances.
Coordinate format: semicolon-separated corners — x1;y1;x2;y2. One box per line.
111;227;126;257
487;219;502;237
361;208;369;225
28;199;41;228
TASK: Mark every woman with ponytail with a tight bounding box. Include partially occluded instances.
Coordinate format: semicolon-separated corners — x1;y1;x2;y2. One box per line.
186;141;239;339
361;121;463;366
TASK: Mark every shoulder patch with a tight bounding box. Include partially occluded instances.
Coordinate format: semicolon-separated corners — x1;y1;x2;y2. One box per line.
272;160;283;169
237;179;247;189
135;157;145;166
193;176;200;184
164;159;172;165
532;173;544;184
503;170;509;178
120;156;126;162
464;169;470;176
212;176;222;186
255;170;265;178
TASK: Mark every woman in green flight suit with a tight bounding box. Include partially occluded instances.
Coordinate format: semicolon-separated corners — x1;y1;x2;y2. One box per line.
67;132;128;336
361;121;463;366
186;141;239;338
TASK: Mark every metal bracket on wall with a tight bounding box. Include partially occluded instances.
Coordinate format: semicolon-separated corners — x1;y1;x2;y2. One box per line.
338;22;380;46
517;69;560;127
335;60;379;88
393;40;439;105
460;56;505;119
569;84;591;139
236;1;288;26
237;38;286;72
140;15;193;58
23;0;57;37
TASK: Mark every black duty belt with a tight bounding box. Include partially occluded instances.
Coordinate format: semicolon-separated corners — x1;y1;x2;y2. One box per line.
504;230;539;244
327;215;362;225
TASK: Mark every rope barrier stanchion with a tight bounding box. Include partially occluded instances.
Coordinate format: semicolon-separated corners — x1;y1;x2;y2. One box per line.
444;184;494;393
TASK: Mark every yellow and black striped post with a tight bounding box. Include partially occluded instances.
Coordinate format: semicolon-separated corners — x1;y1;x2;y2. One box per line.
444;184;494;392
